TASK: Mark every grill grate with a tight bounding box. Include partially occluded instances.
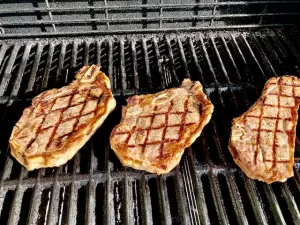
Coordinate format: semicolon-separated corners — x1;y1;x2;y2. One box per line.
1;0;300;38
0;28;300;225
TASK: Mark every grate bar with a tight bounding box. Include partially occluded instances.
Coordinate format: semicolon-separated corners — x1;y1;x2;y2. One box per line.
250;35;277;76
181;156;200;225
209;172;230;225
142;39;153;88
240;35;267;79
11;43;32;96
0;44;8;71
86;142;96;225
71;40;78;69
46;168;61;225
188;38;206;85
165;37;179;85
55;42;67;82
120;39;127;92
186;149;210;225
177;37;191;79
84;40;89;66
41;42;55;90
281;183;300;224
141;175;152;225
7;168;26;225
277;31;300;65
26;43;43;93
263;184;286;225
96;40;102;65
26;170;43;225
108;39;114;91
67;154;80;225
174;166;191;225
152;37;166;89
0;44;20;96
158;176;172;225
131;40;140;92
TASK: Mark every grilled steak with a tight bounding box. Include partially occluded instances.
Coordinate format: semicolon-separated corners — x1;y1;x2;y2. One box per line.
9;65;116;170
229;76;300;183
110;79;214;174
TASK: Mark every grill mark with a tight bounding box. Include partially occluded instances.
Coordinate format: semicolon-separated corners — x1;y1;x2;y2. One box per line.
264;103;292;108
271;78;282;170
289;77;297;166
45;93;75;150
140;111;194;118
25;98;57;150
128;138;178;148
179;98;189;134
253;98;264;165
268;93;296;98
72;89;92;131
265;159;291;164
158;100;173;158
245;115;292;121
141;105;157;153
269;82;300;88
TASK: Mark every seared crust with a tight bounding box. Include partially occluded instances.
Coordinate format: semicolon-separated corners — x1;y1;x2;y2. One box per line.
110;79;214;174
229;76;300;183
9;65;116;170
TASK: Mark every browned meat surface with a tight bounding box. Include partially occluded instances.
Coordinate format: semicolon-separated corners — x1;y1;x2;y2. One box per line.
9;65;116;170
110;79;214;174
229;76;300;183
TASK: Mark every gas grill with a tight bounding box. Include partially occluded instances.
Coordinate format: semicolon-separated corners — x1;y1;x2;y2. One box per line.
0;1;300;225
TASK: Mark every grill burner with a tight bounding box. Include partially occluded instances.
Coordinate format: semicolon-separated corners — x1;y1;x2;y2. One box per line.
0;29;300;224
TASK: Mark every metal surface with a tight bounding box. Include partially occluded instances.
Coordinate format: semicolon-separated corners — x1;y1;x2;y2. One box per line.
0;28;299;225
0;0;300;38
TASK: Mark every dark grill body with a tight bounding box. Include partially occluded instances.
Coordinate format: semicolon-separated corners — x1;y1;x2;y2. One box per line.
0;1;299;225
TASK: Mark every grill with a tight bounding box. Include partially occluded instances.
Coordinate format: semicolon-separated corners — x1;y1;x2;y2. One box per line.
0;1;300;225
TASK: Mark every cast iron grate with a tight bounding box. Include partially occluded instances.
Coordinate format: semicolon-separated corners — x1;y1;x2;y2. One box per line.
0;28;299;225
1;0;300;38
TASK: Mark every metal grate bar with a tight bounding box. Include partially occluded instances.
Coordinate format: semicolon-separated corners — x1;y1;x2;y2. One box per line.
108;39;114;91
158;176;172;225
142;39;153;89
165;37;179;85
96;40;102;65
7;168;26;225
11;43;32;96
188;38;206;85
120;39;127;92
281;183;300;224
131;40;140;92
141;175;152;225
0;44;20;96
177;37;191;79
26;43;43;93
26;170;43;225
46;168;61;225
181;155;200;224
41;43;55;90
84;40;89;66
152;37;166;89
86;142;96;225
264;184;286;225
240;35;267;79
67;154;80;225
209;172;230;224
174;166;191;225
0;44;8;72
250;35;277;76
55;42;67;82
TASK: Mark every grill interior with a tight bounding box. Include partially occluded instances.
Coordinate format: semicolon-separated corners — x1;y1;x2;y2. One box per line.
1;1;300;225
0;29;299;225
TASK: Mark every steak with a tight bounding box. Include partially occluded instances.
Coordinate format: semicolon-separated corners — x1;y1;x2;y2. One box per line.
9;65;116;170
229;76;300;183
110;79;214;174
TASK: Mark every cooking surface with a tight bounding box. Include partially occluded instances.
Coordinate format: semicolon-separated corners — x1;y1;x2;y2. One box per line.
0;29;299;224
